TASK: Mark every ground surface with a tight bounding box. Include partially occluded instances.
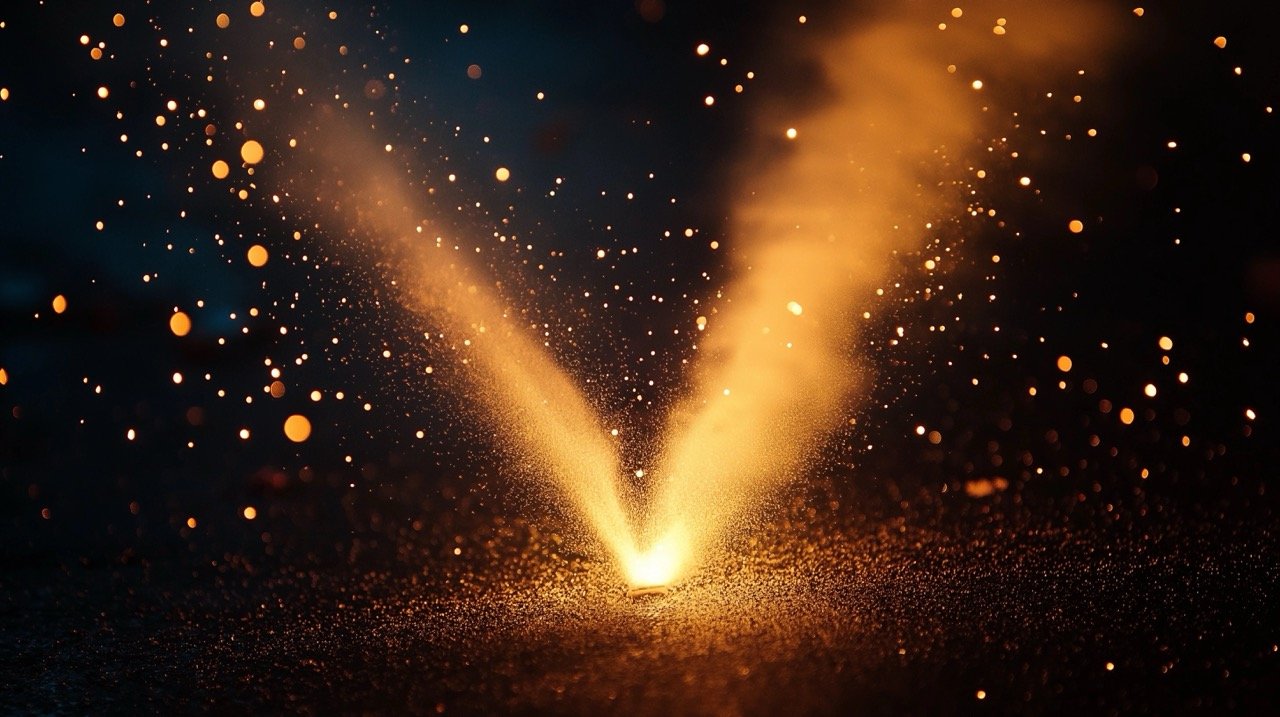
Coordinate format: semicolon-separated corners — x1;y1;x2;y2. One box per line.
4;471;1277;715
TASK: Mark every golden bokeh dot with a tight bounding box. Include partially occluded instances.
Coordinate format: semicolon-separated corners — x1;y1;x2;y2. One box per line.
0;367;8;385
112;13;125;27
242;506;257;520
250;1;266;18
211;159;230;179
1158;336;1173;351
1119;407;1136;425
293;36;306;50
52;294;67;314
1056;355;1073;372
246;244;269;267
216;12;230;28
495;166;511;182
97;86;109;99
169;311;192;337
240;139;264;164
1068;219;1085;233
283;414;312;442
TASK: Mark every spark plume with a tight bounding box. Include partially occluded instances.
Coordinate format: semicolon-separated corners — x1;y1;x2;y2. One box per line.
640;2;1120;581
285;117;639;567
283;2;1119;588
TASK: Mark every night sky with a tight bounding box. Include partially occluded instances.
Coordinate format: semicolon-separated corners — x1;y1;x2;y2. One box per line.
2;1;1279;713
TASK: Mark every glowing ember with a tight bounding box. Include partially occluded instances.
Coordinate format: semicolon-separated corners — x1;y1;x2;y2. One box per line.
246;244;269;267
283;414;312;442
240;140;264;165
169;311;192;337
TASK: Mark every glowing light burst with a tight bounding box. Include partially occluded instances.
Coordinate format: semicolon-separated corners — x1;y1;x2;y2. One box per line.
621;525;689;589
178;2;1119;591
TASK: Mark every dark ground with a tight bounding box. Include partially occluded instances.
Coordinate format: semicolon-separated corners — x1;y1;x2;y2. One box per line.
3;452;1278;715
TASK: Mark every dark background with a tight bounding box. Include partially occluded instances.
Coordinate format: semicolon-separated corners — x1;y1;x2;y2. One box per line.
1;1;1278;713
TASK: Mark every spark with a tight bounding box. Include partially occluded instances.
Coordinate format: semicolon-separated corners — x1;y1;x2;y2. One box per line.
284;415;312;442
